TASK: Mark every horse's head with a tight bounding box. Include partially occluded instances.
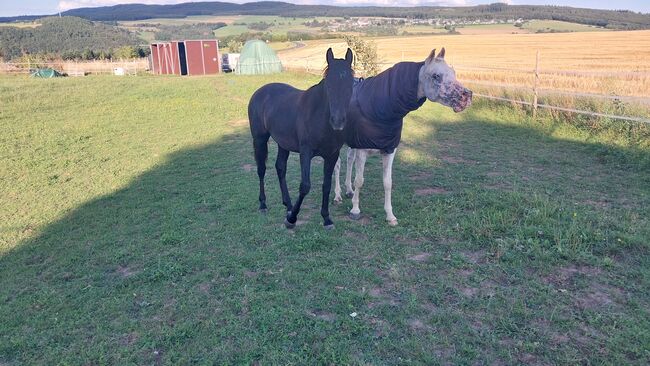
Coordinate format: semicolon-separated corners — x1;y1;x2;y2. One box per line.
324;47;354;131
418;48;472;113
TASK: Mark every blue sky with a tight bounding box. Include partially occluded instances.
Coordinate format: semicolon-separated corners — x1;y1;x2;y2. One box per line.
1;0;648;17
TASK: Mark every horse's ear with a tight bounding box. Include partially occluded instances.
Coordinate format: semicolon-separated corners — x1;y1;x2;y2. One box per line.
425;49;436;64
345;48;353;65
326;48;334;65
437;47;446;60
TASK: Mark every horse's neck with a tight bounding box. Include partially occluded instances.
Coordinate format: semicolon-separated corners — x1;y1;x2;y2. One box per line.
303;80;328;115
375;62;424;119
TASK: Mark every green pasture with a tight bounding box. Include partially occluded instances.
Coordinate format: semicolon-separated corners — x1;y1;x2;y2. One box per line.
0;73;648;364
522;20;610;32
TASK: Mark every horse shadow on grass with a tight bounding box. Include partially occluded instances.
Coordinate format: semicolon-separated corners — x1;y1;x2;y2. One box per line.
1;106;649;364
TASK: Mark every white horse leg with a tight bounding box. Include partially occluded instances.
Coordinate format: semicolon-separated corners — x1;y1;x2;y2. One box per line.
333;157;342;203
382;150;398;226
350;149;367;220
345;147;356;198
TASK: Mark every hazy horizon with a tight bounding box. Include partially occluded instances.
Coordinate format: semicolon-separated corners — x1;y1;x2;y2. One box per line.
1;0;648;18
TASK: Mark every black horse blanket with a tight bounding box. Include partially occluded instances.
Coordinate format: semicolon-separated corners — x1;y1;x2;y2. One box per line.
345;61;426;154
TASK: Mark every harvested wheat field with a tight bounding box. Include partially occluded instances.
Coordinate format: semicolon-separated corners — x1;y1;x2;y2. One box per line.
280;31;650;97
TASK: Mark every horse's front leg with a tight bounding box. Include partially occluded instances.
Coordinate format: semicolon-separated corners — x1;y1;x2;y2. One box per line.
382;150;398;226
321;153;339;229
349;149;367;220
285;149;313;229
344;147;356;198
333;157;342;203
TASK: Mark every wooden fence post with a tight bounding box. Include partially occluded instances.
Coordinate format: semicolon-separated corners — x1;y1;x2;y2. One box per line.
533;50;540;118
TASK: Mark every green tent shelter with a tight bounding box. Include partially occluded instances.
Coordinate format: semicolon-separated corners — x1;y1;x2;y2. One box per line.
236;40;283;75
30;68;63;78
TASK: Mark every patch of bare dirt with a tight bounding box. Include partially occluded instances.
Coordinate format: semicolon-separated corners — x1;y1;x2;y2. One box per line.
242;163;254;172
460;287;479;297
483;182;512;190
395;235;425;246
542;265;602;286
116;265;138;278
121;332;139;346
198;282;211;294
369;317;390;338
345;214;371;225
228;119;248;127
583;199;610;208
367;291;400;308
344;230;368;241
409;171;432;181
407;252;432;262
461;249;487;264
458;279;498;298
440;155;476;164
575;282;623;310
542;265;623;310
415;187;450;196
307;310;336;322
457;268;474;278
408;318;430;331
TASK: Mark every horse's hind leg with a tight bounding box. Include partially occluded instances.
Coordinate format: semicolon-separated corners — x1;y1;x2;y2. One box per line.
349;149;367;220
252;134;270;212
320;152;339;229
275;147;292;213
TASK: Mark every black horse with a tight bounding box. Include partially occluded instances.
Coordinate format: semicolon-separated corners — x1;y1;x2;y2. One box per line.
248;48;354;229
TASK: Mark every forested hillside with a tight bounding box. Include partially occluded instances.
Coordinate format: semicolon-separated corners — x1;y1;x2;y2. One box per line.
1;2;649;30
0;17;141;60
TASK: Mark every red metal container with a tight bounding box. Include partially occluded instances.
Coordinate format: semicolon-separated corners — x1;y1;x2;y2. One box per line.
150;39;221;76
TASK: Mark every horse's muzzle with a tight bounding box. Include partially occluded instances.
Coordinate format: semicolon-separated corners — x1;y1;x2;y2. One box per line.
453;88;473;113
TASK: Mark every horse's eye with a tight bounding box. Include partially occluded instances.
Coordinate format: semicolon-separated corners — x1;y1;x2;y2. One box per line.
432;74;442;82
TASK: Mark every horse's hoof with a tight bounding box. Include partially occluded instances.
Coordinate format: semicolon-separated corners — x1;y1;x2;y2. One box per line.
345;192;354;199
333;197;342;204
387;219;399;226
349;212;361;221
259;208;268;214
284;218;296;229
324;224;335;230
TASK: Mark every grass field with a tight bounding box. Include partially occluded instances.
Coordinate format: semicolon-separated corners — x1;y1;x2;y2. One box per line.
522;20;610;33
1;72;649;364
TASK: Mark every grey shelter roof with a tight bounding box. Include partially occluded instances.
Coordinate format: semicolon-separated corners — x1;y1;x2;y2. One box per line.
236;40;283;75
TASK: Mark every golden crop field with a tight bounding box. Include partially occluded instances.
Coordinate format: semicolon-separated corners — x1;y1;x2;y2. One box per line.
279;31;650;97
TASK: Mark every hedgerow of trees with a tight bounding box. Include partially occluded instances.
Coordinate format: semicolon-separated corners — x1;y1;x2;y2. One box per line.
0;16;143;61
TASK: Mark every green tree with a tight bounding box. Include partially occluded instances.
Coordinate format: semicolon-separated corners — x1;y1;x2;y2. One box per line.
113;45;138;59
226;39;243;53
344;35;379;77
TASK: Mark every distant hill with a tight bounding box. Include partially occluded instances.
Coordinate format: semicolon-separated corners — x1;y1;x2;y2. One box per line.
0;17;140;60
1;2;649;30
